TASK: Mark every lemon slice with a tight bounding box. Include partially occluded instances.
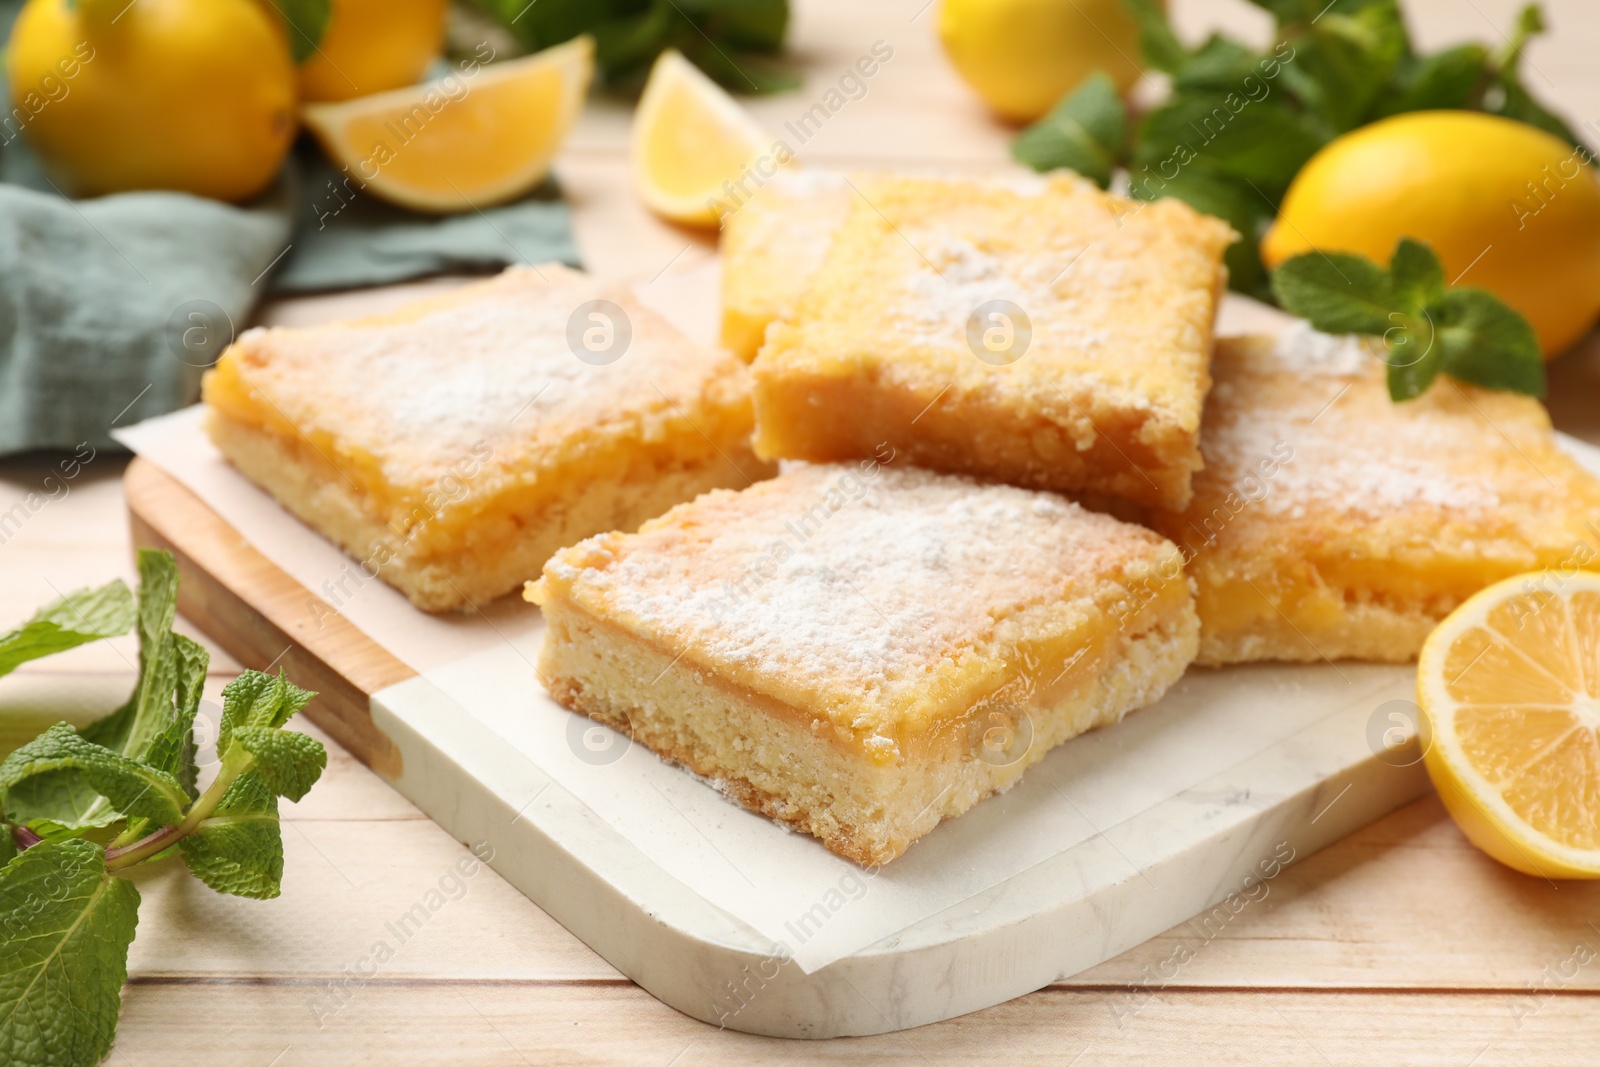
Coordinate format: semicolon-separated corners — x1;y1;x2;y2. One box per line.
1418;570;1600;878
302;36;594;214
632;49;770;227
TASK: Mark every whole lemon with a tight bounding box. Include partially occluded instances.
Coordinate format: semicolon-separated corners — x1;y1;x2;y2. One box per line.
1261;111;1600;358
298;0;450;103
6;0;296;202
937;0;1146;123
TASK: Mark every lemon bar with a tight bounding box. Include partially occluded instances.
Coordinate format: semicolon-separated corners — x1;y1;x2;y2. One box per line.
527;463;1199;865
750;173;1235;510
1147;329;1600;666
719;169;856;360
203;264;775;612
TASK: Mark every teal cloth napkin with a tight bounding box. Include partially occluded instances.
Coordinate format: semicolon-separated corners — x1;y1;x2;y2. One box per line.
0;0;581;455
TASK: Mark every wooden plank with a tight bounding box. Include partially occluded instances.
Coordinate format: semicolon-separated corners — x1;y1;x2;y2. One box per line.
124;457;411;778
110;981;1600;1066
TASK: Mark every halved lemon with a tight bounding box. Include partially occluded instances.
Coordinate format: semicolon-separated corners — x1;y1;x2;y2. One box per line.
1418;570;1600;879
302;36;594;214
632;49;771;228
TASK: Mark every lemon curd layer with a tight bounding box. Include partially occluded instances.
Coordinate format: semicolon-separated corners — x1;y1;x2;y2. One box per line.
1148;330;1600;665
528;464;1198;865
202;264;774;612
749;172;1235;511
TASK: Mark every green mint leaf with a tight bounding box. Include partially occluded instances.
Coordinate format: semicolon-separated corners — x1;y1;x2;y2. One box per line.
180;772;284;899
0;579;134;678
1488;72;1587;152
1012;72;1126;187
1279;3;1410;133
1133;95;1325;194
219;671;317;755
1378;44;1490;115
1;723;189;828
1270;251;1397;334
0;838;140;1067
230;727;327;803
1121;0;1188;74
1172;35;1260;91
1386;340;1443;400
1431;288;1547;396
265;0;332;64
1388;237;1445;310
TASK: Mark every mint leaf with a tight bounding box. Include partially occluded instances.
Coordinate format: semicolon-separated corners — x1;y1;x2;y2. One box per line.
1121;0;1188;74
0;579;134;678
0;838;140;1067
1433;288;1547;396
1135;95;1325;194
0;723;189;828
231;727;327;803
12;552;201;838
180;772;284;899
1490;73;1585;151
1389;237;1445;310
1385;325;1444;400
1379;44;1490;115
219;671;316;753
1270;251;1397;334
1172;35;1259;91
265;0;332;63
1012;73;1126;187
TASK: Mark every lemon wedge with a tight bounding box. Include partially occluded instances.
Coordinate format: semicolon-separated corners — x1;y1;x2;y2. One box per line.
1418;570;1600;879
632;49;771;227
302;36;594;214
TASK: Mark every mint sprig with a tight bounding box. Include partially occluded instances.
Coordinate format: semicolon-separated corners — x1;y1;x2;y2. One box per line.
1271;238;1546;401
0;550;324;1067
1013;0;1586;302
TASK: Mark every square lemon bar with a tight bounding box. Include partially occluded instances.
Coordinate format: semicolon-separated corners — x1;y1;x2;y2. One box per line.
527;463;1199;865
750;173;1236;510
1147;329;1600;666
203;264;775;612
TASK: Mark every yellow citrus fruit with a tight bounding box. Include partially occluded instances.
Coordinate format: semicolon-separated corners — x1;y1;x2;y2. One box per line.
937;0;1146;123
5;0;296;202
632;49;772;228
298;0;450;103
1262;111;1600;358
1417;570;1600;879
302;36;594;214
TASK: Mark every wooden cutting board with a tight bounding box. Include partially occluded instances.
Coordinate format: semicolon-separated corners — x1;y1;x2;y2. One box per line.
123;447;1435;1038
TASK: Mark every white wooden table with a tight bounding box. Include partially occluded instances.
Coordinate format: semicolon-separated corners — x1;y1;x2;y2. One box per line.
4;0;1600;1061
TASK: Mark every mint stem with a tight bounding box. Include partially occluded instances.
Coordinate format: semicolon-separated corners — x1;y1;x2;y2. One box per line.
10;823;41;851
104;752;249;873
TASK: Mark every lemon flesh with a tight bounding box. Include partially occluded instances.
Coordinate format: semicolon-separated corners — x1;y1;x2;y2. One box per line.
631;49;771;228
302;37;594;215
1418;571;1600;879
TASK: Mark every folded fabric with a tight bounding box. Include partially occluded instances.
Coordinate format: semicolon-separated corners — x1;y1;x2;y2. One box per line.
272;147;579;294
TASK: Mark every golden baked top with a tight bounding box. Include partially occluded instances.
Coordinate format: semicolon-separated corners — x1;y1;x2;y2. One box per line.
752;172;1236;437
721;169;855;307
1157;329;1600;562
532;463;1186;742
203;264;752;500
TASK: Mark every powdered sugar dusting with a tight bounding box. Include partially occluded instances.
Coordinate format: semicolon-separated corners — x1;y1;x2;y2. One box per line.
553;464;1172;725
1200;340;1503;520
228;266;731;490
1270;322;1379;377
